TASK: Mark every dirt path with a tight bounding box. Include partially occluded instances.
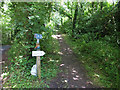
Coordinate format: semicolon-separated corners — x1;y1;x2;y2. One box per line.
0;45;11;63
49;34;97;88
0;45;11;88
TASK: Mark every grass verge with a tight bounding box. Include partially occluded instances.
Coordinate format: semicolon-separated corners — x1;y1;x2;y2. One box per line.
62;34;119;88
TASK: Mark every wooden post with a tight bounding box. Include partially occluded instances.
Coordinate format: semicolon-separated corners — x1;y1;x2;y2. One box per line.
37;55;41;79
33;34;44;80
36;43;41;80
32;47;45;79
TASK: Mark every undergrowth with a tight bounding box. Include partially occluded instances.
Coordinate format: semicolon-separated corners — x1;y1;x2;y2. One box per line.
62;34;120;88
2;38;61;88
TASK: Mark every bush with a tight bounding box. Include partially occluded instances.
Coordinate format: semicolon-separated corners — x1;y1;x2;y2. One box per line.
64;34;120;88
77;39;119;87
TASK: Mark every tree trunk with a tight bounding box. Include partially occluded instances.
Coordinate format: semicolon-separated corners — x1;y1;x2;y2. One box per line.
61;17;63;26
72;2;78;37
100;2;103;10
48;3;52;22
114;1;120;31
117;1;120;31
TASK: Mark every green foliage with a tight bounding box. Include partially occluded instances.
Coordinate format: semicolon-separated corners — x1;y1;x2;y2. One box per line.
60;19;72;35
60;2;120;88
1;4;12;44
2;1;120;88
3;37;60;88
5;2;54;58
2;2;61;88
63;34;120;88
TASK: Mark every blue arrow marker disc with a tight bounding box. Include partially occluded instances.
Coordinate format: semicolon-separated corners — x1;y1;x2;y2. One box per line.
34;34;42;39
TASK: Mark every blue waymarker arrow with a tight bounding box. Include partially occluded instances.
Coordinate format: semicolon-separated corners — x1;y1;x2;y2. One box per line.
34;34;42;39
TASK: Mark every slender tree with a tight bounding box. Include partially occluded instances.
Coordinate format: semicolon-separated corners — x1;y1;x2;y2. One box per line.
72;2;78;37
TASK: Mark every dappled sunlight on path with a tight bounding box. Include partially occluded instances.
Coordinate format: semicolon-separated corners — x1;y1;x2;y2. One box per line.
50;34;96;88
52;35;62;40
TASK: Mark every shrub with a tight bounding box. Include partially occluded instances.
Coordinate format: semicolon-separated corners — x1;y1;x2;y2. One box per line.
78;39;119;87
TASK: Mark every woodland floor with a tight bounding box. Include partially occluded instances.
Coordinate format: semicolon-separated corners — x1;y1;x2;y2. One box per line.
1;35;99;88
49;34;98;88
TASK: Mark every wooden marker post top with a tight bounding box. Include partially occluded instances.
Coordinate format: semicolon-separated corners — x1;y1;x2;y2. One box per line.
34;34;42;39
34;34;42;49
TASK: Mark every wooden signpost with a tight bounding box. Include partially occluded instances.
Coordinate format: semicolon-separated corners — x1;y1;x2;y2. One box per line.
32;34;45;79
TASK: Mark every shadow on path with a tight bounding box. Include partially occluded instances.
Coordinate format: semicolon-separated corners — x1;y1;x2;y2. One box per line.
49;35;96;88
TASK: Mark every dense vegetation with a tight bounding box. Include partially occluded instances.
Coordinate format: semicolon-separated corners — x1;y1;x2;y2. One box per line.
58;2;120;88
1;2;60;88
1;1;120;88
